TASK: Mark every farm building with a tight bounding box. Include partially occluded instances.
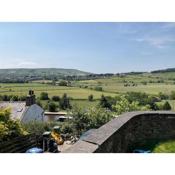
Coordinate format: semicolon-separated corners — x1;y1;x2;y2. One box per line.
0;90;44;123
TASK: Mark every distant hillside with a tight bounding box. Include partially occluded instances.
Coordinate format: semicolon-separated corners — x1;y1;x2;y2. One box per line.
151;68;175;74
0;68;91;82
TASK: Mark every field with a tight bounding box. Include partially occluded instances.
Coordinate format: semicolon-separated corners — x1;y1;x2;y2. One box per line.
0;83;117;100
1;72;175;109
74;73;175;95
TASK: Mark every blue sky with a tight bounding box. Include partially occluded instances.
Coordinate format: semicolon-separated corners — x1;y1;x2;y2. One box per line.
0;22;175;73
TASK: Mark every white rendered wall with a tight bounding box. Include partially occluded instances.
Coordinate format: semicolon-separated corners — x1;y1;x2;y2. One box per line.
21;104;44;123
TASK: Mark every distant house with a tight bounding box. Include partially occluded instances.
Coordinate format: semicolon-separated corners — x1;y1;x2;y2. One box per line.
0;90;44;123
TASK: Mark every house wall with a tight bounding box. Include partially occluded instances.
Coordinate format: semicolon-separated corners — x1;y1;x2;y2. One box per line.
21;104;44;123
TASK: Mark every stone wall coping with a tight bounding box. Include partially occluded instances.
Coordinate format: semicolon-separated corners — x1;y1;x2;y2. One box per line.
64;111;175;153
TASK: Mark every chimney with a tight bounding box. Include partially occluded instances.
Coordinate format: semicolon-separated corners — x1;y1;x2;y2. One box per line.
26;90;36;106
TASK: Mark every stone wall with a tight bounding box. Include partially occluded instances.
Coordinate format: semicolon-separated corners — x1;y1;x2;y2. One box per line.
64;111;175;153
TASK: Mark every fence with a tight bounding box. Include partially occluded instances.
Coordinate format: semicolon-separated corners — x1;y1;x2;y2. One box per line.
0;135;43;153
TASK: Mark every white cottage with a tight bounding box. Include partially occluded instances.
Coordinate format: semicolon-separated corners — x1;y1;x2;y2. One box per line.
0;90;44;123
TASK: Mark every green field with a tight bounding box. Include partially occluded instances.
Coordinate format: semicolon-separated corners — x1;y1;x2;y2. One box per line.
2;72;175;98
75;73;175;95
0;83;117;100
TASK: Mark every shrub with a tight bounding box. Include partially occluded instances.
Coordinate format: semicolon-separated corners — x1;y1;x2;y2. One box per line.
40;92;49;100
59;80;68;86
94;86;103;91
99;95;115;110
23;121;56;136
52;96;60;102
113;96;140;115
0;108;27;141
70;106;114;136
48;102;57;112
88;94;94;101
162;101;172;110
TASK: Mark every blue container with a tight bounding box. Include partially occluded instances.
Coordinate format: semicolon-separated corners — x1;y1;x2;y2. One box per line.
26;147;44;153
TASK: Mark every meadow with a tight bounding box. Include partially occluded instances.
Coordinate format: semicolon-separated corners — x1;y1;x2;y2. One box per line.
1;72;175;109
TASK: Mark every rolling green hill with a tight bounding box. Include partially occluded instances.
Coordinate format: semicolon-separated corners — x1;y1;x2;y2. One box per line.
0;68;91;82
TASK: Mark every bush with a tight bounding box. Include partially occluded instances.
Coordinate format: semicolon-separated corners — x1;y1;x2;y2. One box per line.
10;95;19;101
99;95;115;110
94;86;103;91
48;102;57;112
23;121;56;136
88;94;94;101
40;92;49;100
0;108;27;141
162;101;172;110
70;106;114;136
59;80;68;86
52;96;60;102
113;96;141;115
158;92;169;100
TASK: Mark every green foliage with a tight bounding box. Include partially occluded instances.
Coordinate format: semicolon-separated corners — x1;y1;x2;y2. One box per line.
59;80;68;86
60;122;74;134
162;101;172;110
59;93;71;110
88;94;94;101
170;91;175;100
113;96;142;115
94;86;103;91
70;106;114;135
52;96;60;102
0;108;27;141
22;121;56;136
158;92;169;100
36;99;43;108
48;102;57;112
40;92;49;100
99;95;116;110
153;140;175;153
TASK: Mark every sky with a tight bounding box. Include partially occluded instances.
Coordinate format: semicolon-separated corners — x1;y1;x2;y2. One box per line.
0;22;175;73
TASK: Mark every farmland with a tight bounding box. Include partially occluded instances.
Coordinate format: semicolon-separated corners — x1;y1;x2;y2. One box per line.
1;72;175;97
1;70;175;110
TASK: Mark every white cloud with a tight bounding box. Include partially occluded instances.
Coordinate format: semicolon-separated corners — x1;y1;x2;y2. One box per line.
135;36;175;48
16;61;38;68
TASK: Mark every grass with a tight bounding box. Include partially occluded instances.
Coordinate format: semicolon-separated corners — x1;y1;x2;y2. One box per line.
0;83;117;100
130;139;175;153
71;99;98;109
153;140;175;153
74;74;175;95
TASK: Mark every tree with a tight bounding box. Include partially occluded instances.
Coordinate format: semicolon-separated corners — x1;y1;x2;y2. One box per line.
0;108;27;141
113;96;140;115
48;102;57;112
71;106;114;136
88;94;94;101
59;80;68;86
99;95;115;110
59;93;71;110
162;101;172;110
40;92;49;100
52;96;60;102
